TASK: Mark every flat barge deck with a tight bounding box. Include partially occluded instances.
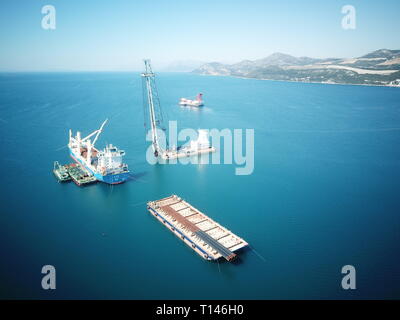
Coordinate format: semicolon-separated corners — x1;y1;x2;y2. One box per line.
147;195;248;261
53;161;97;186
159;146;216;160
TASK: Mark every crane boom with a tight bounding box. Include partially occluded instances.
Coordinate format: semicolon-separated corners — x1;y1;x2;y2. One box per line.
81;118;108;147
92;118;108;147
141;59;166;157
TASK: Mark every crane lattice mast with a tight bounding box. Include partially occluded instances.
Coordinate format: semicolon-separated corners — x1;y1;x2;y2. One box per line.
141;59;167;157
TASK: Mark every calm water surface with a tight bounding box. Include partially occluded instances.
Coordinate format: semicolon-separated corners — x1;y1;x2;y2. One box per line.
0;72;399;299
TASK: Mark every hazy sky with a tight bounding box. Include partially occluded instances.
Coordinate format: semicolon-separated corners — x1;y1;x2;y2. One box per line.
0;0;399;71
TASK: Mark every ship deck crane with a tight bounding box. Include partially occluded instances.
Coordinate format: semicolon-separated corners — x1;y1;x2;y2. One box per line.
69;119;108;163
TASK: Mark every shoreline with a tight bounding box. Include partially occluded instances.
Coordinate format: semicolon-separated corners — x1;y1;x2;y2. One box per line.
194;73;400;88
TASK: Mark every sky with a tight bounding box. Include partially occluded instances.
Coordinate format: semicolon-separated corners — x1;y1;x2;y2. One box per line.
0;0;399;71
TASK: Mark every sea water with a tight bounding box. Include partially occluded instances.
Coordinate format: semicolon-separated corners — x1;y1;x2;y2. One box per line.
0;72;399;299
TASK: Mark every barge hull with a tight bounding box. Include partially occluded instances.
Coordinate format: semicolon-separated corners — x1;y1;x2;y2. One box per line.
69;150;129;184
147;195;248;261
160;147;216;160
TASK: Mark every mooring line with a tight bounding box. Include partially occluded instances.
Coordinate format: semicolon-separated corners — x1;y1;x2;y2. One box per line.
248;245;267;262
55;145;67;151
129;200;148;207
131;176;150;184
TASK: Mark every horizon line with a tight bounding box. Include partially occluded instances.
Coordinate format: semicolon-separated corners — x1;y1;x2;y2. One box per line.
0;70;192;73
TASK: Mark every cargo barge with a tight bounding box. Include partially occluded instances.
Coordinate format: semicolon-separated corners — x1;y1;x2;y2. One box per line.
147;195;248;261
65;163;97;186
53;161;97;186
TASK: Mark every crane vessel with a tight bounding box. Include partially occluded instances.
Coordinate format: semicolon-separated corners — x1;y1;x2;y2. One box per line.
68;120;129;184
141;60;215;160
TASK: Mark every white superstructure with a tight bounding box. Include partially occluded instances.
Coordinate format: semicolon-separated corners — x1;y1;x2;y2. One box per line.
190;129;210;151
179;93;204;107
97;144;127;175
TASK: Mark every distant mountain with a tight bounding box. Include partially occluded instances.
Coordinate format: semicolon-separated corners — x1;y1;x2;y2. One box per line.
252;52;321;66
361;49;400;59
193;49;400;86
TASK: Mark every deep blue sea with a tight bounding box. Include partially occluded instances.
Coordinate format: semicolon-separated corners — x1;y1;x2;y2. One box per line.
0;72;399;299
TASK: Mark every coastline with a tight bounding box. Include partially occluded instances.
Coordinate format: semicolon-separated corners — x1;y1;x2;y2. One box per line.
193;73;400;88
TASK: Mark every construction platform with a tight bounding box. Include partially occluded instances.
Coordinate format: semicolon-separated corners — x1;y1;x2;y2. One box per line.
66;163;97;186
159;146;216;160
53;161;97;186
147;195;248;261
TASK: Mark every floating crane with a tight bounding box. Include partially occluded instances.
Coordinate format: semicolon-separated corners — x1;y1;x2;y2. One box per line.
141;60;166;157
141;60;215;160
